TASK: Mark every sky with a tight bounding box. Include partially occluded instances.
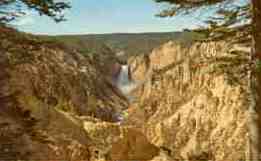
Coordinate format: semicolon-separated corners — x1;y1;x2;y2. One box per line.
14;0;205;35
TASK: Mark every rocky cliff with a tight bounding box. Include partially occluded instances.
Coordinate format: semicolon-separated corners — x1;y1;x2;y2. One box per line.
0;27;130;161
126;41;250;161
0;26;251;161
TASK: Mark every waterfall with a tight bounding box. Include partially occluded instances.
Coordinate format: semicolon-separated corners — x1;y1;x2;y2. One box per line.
116;64;151;99
115;64;150;124
115;65;134;124
117;65;130;87
117;65;135;95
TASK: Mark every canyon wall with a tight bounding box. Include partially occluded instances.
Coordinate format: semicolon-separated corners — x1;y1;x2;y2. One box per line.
127;41;250;161
0;28;128;161
0;26;252;161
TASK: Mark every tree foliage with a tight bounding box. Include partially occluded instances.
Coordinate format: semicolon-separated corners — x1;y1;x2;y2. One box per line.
0;0;70;24
154;0;252;86
155;1;261;160
155;0;251;44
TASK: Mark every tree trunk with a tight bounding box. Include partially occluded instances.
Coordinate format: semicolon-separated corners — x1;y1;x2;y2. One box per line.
249;0;261;160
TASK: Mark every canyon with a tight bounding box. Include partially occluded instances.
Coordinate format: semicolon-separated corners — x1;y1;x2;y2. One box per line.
0;26;251;161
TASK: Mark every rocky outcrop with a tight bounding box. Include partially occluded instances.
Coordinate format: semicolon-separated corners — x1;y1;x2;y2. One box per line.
83;121;159;161
127;41;250;161
0;27;128;161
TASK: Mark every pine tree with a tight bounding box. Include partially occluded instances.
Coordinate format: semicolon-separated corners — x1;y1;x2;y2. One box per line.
0;0;70;23
155;0;261;160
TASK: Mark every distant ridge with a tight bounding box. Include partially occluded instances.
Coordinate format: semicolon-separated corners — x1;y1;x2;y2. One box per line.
40;31;201;58
40;31;180;36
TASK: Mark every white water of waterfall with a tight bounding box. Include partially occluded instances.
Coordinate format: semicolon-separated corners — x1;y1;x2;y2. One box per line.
115;65;135;124
115;64;151;124
117;65;135;96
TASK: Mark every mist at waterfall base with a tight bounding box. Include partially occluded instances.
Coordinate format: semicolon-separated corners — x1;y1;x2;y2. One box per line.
113;65;139;124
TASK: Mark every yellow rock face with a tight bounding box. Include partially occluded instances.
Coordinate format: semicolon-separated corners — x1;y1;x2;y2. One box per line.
127;41;249;161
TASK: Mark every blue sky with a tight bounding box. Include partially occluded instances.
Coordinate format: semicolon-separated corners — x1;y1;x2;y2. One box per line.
14;0;205;35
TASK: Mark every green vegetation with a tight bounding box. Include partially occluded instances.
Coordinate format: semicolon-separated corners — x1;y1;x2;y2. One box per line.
39;31;202;58
55;101;72;113
154;0;261;160
155;0;251;44
153;0;253;87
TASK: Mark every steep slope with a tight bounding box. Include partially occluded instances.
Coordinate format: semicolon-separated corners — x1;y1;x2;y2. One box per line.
127;41;250;161
0;26;129;161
